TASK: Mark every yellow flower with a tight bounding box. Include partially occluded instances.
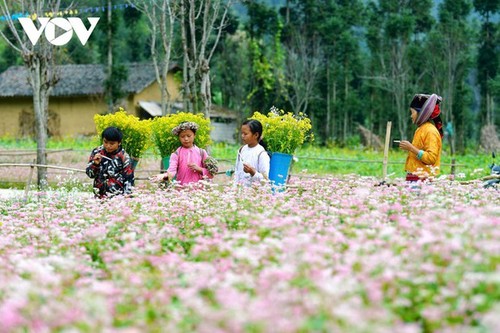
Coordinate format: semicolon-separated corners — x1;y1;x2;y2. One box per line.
94;110;152;159
251;108;313;155
151;112;212;157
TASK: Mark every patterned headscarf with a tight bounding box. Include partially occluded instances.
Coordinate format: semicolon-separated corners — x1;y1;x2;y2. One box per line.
172;122;199;136
410;93;444;138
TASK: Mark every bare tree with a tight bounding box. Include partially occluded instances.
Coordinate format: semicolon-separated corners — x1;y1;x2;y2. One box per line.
364;0;434;140
363;44;413;140
282;31;322;116
0;0;63;187
130;0;178;115
180;0;233;117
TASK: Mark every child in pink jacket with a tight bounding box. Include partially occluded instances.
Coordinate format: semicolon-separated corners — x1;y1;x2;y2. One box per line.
151;122;213;185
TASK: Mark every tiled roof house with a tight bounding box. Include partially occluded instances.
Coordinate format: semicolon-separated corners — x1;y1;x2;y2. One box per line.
0;63;181;137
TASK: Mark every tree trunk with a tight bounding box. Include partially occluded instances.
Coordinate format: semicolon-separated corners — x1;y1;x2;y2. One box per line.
157;1;173;116
343;75;349;142
332;80;337;141
187;0;198;113
491;97;496;126
395;95;404;140
162;0;173;115
369;92;375;147
180;0;190;112
487;92;493;125
160;79;171;115
325;63;331;140
29;58;49;188
107;0;113;112
179;0;234;115
200;59;211;117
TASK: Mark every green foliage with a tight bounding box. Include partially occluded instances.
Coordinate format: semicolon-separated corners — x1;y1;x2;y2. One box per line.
0;0;494;151
151;112;212;158
94;109;152;159
211;31;251;115
248;40;275;96
251;108;313;154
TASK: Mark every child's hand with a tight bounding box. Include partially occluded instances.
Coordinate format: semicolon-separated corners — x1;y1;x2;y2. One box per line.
188;163;202;174
93;153;102;165
150;173;169;182
243;163;256;176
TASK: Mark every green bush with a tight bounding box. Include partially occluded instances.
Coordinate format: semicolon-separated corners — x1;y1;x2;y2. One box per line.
94;109;152;159
151;112;212;157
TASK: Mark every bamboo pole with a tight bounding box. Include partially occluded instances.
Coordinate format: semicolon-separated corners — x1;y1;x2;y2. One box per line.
382;121;392;181
0;163;86;173
0;148;73;156
24;159;36;202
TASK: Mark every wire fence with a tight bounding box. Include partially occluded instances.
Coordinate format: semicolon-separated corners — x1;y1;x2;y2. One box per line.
0;148;465;165
0;148;471;198
0;148;466;172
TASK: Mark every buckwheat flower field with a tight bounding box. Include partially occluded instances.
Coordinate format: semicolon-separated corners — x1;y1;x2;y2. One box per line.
0;177;499;332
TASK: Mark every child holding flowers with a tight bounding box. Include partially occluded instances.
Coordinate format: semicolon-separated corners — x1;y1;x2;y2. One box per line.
86;126;135;198
151;122;215;185
234;119;270;186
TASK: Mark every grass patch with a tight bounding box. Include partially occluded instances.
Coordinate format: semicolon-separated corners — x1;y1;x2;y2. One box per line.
0;135;98;150
210;143;492;180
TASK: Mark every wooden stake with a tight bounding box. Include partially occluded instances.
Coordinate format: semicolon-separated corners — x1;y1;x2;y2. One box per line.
24;159;35;202
382;121;392;181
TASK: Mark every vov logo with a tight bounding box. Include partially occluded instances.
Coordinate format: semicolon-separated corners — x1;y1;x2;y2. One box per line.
18;17;100;46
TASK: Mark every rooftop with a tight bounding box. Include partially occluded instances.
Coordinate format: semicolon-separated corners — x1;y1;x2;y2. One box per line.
0;63;178;97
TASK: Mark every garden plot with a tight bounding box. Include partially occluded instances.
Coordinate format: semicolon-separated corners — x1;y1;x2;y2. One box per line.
0;177;499;332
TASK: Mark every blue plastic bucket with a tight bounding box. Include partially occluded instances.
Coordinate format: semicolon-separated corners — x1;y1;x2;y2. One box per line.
162;156;170;171
269;152;293;188
161;156;176;181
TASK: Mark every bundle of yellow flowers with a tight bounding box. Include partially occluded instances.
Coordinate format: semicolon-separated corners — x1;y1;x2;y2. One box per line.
251;107;313;155
151;112;212;158
94;109;152;160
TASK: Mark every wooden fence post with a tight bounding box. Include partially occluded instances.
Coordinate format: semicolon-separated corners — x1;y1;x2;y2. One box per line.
24;159;36;201
382;121;392;181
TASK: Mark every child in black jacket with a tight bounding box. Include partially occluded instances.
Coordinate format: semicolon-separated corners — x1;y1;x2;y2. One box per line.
86;127;134;198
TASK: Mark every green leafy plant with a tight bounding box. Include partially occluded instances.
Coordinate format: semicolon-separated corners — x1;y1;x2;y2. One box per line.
94;109;152;159
151;112;212;157
251;107;313;155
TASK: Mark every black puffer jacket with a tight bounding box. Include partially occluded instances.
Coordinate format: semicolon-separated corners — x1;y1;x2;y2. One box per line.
86;145;135;198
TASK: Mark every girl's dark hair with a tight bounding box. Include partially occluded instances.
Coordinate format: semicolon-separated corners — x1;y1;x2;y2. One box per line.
242;119;267;150
102;126;123;142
